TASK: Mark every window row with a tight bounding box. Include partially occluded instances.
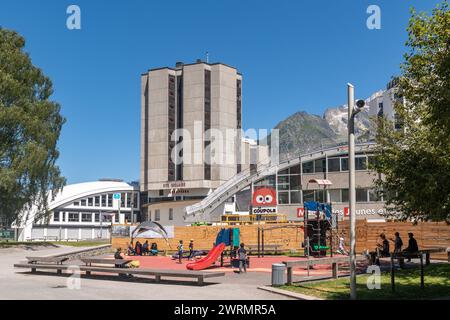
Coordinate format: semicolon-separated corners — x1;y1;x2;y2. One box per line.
148;208;174;222
291;155;375;174
52;212;112;223
277;188;384;205
72;192;138;209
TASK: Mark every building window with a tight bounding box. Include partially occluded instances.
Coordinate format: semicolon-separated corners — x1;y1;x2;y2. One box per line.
289;175;300;190
88;198;93;206
314;158;326;173
302;161;314;174
53;212;60;222
341;158;349;171
368;189;380;202
121;193;125;208
355;157;368;170
73;201;79;206
133;193;138;209
341;189;349;203
81;199;86;206
95;196;100;207
327;158;340;172
127;193;131;208
356;188;368;202
278;192;289;205
108;194;113;207
68;212;79;222
290;191;301;204
94;213;100;222
101;195;106;207
204;69;211;181
155;209;160;221
315;190;324;203
303;190;315;202
169;208;173;221
82;213;92;222
329;189;341;202
168;75;176;182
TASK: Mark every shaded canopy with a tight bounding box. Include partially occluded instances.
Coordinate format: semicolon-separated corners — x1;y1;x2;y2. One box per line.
131;221;171;249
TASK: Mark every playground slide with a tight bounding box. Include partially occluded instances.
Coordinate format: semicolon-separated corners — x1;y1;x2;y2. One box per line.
186;243;226;271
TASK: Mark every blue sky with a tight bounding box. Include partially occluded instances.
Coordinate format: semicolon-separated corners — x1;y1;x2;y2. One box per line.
0;0;442;184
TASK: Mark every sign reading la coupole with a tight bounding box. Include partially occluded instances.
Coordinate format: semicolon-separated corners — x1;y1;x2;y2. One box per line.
252;187;277;214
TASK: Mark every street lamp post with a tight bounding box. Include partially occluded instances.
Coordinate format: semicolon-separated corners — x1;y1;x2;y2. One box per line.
347;83;366;300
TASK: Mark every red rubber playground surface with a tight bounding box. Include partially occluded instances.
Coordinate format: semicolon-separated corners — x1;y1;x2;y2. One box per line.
113;254;367;277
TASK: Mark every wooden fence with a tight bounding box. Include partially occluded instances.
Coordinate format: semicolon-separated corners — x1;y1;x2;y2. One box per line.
111;220;450;259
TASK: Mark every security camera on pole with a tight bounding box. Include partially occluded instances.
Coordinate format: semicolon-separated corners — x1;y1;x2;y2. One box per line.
347;83;365;300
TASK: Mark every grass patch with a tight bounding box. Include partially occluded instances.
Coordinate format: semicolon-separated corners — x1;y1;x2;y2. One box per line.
280;263;450;300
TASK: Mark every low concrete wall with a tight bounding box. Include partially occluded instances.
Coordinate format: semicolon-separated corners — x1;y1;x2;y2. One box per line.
51;244;112;261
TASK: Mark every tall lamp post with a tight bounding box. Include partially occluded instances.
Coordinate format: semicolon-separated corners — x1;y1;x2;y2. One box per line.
347;83;365;300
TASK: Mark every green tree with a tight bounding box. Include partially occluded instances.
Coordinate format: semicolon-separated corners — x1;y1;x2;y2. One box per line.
373;1;450;222
0;28;66;225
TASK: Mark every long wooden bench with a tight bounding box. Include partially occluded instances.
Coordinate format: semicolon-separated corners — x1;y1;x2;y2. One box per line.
26;256;69;265
13;263;225;286
282;255;369;285
80;258;132;267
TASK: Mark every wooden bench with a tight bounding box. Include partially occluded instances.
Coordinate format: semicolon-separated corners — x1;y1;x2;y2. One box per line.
26;256;69;265
282;255;369;285
247;244;281;255
80;258;132;268
13;264;225;286
373;247;447;267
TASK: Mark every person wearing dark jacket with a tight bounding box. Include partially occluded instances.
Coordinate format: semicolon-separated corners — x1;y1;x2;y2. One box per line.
404;233;419;262
238;243;247;274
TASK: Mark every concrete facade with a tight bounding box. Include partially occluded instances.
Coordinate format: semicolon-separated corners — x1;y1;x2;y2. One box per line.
140;61;246;223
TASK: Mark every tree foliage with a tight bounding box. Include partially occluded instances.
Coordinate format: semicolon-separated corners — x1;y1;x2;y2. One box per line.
374;1;450;222
0;28;66;224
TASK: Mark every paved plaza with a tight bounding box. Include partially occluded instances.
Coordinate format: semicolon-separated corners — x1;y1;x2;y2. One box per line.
0;245;294;300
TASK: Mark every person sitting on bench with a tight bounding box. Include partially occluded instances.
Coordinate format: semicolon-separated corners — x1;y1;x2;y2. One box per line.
371;233;390;265
150;242;158;256
403;232;419;262
114;248;124;267
142;240;149;256
114;248;133;278
127;242;135;256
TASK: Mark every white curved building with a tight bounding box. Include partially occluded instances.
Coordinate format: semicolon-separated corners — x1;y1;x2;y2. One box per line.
15;180;140;241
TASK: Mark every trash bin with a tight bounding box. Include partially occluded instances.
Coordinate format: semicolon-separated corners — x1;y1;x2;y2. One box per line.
271;263;286;286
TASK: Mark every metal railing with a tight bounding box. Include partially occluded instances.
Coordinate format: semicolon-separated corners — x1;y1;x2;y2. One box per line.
185;142;376;218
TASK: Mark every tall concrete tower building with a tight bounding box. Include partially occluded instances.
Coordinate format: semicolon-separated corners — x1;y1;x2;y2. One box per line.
140;60;243;224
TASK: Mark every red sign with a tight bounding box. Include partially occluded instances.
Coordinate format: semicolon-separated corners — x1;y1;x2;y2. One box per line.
344;207;349;217
297;208;305;218
252;187;277;207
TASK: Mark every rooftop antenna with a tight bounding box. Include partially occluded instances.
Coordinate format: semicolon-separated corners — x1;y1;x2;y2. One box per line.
206;51;209;63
